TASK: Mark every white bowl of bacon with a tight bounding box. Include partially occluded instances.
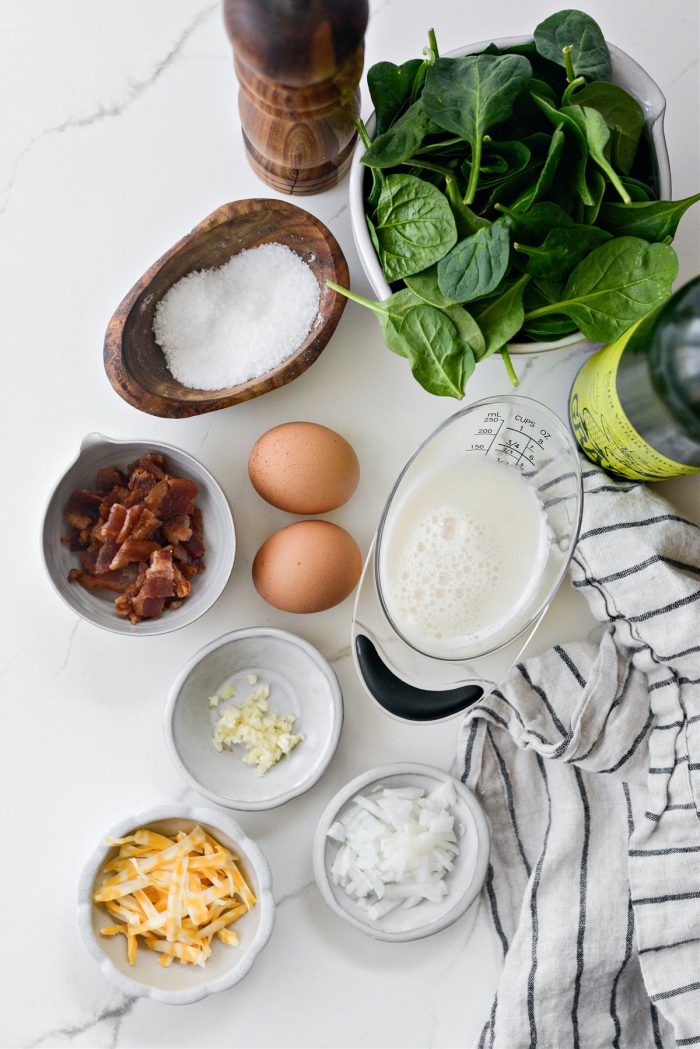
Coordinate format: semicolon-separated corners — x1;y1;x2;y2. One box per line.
78;804;274;1004
42;433;235;635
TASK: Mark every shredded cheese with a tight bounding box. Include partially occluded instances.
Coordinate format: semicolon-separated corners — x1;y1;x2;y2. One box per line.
94;825;256;967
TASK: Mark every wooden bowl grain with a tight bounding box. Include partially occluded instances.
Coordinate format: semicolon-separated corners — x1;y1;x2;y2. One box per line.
104;199;349;418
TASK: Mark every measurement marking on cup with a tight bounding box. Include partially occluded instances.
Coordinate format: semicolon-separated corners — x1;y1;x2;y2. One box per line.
467;415;504;455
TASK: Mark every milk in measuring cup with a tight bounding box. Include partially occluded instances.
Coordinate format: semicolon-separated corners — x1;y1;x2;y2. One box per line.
379;455;550;658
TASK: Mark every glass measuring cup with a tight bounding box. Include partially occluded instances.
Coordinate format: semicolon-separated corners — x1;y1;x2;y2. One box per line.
353;395;582;722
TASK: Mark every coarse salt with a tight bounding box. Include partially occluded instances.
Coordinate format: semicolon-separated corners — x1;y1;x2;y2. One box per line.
153;242;320;390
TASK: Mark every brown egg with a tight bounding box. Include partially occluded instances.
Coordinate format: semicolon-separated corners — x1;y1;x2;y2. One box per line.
248;422;360;515
252;520;363;613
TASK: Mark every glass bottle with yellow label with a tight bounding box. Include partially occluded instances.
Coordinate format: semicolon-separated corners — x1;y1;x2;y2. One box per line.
569;276;700;481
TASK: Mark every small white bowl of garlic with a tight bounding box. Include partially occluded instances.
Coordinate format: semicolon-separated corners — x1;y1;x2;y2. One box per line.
313;763;490;942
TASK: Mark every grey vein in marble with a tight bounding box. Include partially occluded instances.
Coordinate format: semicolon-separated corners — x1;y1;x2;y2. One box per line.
276;878;315;907
327;643;351;665
0;3;217;218
27;995;137;1049
51;619;81;679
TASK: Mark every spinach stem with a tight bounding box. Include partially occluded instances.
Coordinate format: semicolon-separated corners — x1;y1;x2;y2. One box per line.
404;158;455;178
562;45;576;83
326;281;382;316
428;27;439;59
414;137;463;155
513;242;546;257
523;304;555;321
562;75;586;105
501;346;519;386
355;119;371;151
463;138;482;205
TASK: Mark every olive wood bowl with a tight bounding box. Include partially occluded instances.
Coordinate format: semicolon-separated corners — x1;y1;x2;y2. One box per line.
104;199;349;418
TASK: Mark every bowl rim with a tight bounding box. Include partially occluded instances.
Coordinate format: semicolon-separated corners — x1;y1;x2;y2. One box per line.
312;762;490;942
164;626;344;811
77;803;275;1005
41;432;235;637
349;35;672;355
104;198;350;418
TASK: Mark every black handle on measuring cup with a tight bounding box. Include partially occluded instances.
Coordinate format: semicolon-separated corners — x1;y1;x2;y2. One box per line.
355;634;483;722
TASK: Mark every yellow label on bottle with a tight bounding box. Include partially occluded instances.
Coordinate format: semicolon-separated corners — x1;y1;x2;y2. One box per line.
569;330;700;481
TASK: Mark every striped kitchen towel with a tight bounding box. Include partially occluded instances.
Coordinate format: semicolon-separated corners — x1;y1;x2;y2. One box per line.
456;462;700;1049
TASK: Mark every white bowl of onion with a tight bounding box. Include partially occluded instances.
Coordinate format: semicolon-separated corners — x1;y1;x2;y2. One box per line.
313;763;489;942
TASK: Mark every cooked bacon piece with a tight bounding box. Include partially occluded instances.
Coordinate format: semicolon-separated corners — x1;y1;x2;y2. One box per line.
162;515;192;544
65;489;102;530
96;466;125;492
68;564;139;593
109;538;160;571
172;563;192;599
94;537;119;574
115;505;142;543
65;453;205;623
146;477;198;519
101;503;128;540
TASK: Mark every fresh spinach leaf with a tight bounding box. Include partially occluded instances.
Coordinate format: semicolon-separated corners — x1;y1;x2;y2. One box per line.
373;174;457;281
423;53;532;202
445;177;490;238
569;82;644;174
437;217;511;302
598;193;700;242
405;264;462;307
534;10;612;81
325;284;423;357
561;104;631;202
522;314;579;338
399;305;473;398
362;98;435;169
470;274;530;358
367;59;424;135
443;304;486;358
510;125;566;211
583;169;606;224
514;224;612;278
530;91;593;206
619;175;656;202
466;138;532;188
495;200;573;240
357;120;385;212
366;215;380;255
523;236;678;342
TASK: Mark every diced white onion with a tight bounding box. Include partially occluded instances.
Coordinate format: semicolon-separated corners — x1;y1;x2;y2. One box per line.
327;783;460;920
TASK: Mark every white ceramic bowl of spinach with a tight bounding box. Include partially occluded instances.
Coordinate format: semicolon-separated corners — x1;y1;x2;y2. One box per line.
347;18;680;379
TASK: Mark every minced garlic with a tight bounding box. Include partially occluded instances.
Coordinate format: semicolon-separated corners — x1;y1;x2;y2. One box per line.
211;681;303;776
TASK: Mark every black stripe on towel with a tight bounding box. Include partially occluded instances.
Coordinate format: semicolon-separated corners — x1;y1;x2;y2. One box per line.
579;513;699;542
650;1005;663;1049
539;471;577;491
518;664;569;738
600;710;654;774
571;769;590;1049
611;897;634;1049
491;689;554;747
554;646;587;688
677;1036;700;1045
488;728;532;877
527;756;552;1049
628;589;700;623
650;981;700;1003
633;892;700;905
461;722;479;784
640;936;700;955
484;863;508;957
630;844;700;857
572;553;700;588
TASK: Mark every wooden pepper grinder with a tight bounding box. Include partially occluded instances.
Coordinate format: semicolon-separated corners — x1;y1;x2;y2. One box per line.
223;0;369;195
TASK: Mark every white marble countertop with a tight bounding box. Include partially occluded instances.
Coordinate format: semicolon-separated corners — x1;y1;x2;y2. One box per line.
2;1;698;1046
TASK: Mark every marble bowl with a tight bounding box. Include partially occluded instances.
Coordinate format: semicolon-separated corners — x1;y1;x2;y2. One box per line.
349;36;672;354
78;804;275;1005
313;763;490;942
165;628;344;811
42;433;235;636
